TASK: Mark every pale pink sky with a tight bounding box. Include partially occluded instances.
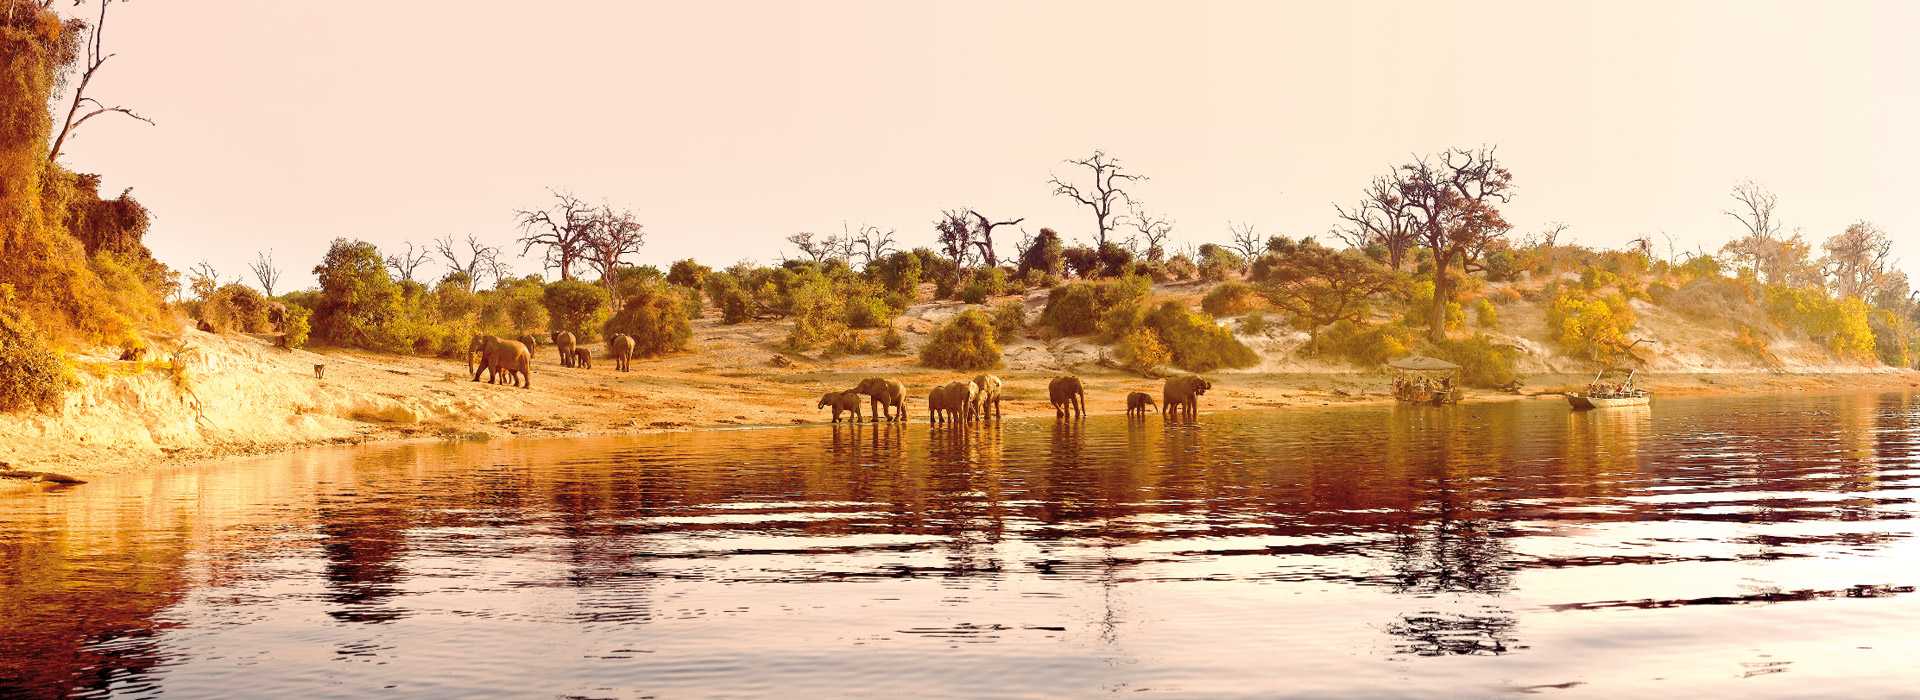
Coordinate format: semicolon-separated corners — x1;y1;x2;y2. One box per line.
56;1;1920;290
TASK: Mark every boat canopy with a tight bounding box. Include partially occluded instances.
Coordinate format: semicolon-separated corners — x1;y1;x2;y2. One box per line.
1387;355;1461;372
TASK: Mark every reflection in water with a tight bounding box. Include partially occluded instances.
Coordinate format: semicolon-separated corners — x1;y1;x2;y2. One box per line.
2;392;1919;697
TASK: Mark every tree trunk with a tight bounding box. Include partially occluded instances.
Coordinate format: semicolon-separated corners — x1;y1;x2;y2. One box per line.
1428;259;1451;343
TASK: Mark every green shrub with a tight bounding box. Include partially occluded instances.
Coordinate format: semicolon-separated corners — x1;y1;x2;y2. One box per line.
603;283;692;358
1870;309;1913;368
1018;229;1066;278
1165;254;1198;281
666;259;710;289
825;330;881;357
1096;295;1149;343
880;326;905;352
1548;286;1635;360
1404;279;1465;333
784;271;844;350
919;309;1001;370
1062;246;1101;278
704;272;754;324
1472;298;1498;328
1197;244;1244;281
1240;311;1271;335
1040;276;1151;335
1118;327;1171;372
1304;319;1416;366
843;291;894;329
542;279;611;339
198;283;275;334
1144;301;1258;372
1096;242;1134;277
310;239;410;351
958;267;1008;304
991;300;1027;339
1432;335;1519;388
1201;281;1261;317
1483;249;1518;282
0;306;70;413
278;305;312;349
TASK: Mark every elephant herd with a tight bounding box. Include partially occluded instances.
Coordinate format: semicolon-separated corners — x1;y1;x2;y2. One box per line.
468;331;642;388
819;373;1212;424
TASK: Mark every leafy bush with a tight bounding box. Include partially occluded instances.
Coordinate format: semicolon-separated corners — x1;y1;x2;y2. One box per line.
1548;286;1636;360
1096;242;1134;277
825;330;881;357
278;304;312;349
1432;335;1519;388
1097;295;1150;343
1733;325;1782;369
959;267;1007;304
1764;285;1877;361
0;305;70;413
666;259;710;289
1304;320;1416;366
1197;244;1245;281
310;239;410;351
843;290;895;329
603;283;692;358
704;272;755;324
1483;249;1518;282
1040;276;1151;335
1239;311;1271;335
1403;279;1465;333
880;326;905;352
198;283;275;334
1144;301;1258;372
1472;298;1498;328
1165;254;1198;281
1118;327;1171;372
1201;281;1261;317
1062;246;1101;278
991;300;1027;339
1018;229;1066;278
1870;309;1914;368
542;279;611;339
495;276;551;337
919;309;1001;370
784;270;845;350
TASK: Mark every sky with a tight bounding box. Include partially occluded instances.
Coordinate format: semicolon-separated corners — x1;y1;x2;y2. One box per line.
53;1;1920;291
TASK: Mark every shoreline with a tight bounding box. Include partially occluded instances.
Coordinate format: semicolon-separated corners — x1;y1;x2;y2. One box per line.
6;360;1913;493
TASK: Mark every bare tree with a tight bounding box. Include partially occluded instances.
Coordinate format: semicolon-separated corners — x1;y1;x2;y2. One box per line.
1822;221;1894;299
515;190;595;281
435;233;502;291
1012;227;1039;264
1049;149;1143;248
785;232;834;263
249;250;281;297
1122;205;1172;261
1724;180;1780;241
584;206;647;303
1227;222;1262;262
852;224;896;267
1719;181;1816;287
384;242;432;282
188;259;220;301
47;0;153;164
935;209;976;272
1332;176;1416;271
966;210;1025;268
1392;146;1515;343
830;222;861;263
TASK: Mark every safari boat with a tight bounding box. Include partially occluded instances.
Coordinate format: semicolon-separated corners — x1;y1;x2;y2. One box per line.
1567;367;1650;410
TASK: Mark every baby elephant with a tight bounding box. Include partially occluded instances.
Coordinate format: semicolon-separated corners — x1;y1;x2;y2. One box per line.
1126;391;1156;417
818;390;863;423
571;347;592;369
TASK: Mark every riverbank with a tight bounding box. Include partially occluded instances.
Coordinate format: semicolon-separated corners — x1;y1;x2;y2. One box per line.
3;315;1915;489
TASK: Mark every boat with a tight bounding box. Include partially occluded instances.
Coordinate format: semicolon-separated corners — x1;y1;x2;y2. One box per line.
1567;367;1650;409
1388;356;1465;405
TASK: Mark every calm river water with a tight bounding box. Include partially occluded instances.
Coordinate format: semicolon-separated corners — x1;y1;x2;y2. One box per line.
4;392;1919;698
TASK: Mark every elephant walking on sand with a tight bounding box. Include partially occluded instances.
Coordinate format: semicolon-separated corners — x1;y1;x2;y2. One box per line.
469;335;532;389
552;331;577;367
571;347;592;369
519;334;542;360
609;334;636;372
928;381;978;424
1049;376;1085;419
1162;375;1211;419
1126;391;1156;417
854;377;908;423
971;374;1004;421
818;390;863;423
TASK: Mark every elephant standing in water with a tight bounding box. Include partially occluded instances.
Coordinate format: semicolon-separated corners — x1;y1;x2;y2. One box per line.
1126;391;1156;417
854;377;908;423
608;334;636;372
928;381;977;424
971;374;1004;421
818;390;863;422
1049;376;1085;419
552;331;577;367
469;335;532;388
1162;375;1211;419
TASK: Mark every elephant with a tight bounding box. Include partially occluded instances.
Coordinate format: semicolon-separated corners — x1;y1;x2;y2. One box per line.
469;335;532;388
928;381;978;424
571;347;592;369
519;334;542;360
818;390;863;423
1048;376;1085;419
552;331;578;367
609;334;636;372
1126;391;1156;417
854;376;908;423
1162;375;1211;419
971;374;1004;421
